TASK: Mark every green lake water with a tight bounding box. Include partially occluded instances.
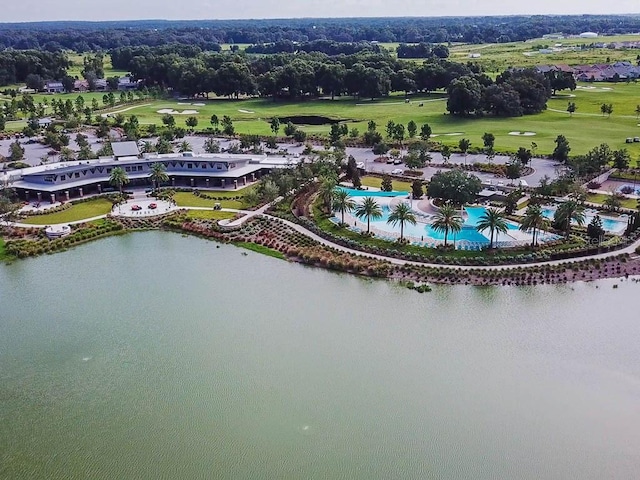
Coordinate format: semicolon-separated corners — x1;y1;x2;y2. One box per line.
1;231;640;479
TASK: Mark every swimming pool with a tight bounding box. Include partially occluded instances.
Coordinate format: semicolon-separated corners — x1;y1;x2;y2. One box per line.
541;207;627;233
351;204;525;245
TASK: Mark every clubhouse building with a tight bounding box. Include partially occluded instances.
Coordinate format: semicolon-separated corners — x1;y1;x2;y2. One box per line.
6;142;298;203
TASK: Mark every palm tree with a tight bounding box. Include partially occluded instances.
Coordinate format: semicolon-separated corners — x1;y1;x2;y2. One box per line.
554;200;586;239
109;166;129;193
331;188;355;225
318;177;337;211
387;202;417;241
476;208;509;249
149;162;169;190
354;197;383;234
431;203;463;247
178;141;192;153
519;204;549;248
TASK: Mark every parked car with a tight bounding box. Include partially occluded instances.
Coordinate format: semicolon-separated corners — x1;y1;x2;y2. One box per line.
131;205;142;211
356;162;365;169
386;157;395;164
148;203;157;209
393;159;403;165
391;168;403;175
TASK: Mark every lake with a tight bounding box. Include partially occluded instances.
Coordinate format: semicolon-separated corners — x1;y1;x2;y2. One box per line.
1;232;639;479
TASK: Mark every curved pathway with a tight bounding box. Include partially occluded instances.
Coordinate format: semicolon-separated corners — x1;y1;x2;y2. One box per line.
8;200;640;272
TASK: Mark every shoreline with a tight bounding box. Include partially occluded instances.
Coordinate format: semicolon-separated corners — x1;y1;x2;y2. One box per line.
5;211;639;287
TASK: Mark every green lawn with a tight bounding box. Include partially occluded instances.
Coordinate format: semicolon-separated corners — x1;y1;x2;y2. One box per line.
21;199;113;225
360;176;413;192
78;81;640;160
172;191;248;210
586;193;638;210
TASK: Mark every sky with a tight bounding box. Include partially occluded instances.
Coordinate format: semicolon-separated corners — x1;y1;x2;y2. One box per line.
2;0;639;23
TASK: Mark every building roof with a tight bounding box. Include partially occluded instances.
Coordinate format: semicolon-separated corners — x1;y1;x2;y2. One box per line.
111;141;140;158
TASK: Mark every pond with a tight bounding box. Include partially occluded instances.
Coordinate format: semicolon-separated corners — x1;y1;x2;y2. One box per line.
1;232;639;479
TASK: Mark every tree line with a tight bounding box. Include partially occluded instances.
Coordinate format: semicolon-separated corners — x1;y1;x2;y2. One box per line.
1;15;640;52
112;48;482;101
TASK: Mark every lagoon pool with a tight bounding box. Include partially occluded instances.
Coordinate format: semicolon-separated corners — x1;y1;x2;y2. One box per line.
360;205;522;244
541;207;627;233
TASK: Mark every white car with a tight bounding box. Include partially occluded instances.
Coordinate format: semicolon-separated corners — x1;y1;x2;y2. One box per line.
356;162;365;169
391;168;403;175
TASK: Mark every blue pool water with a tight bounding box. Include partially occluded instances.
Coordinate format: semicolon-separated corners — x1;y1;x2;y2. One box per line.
541;208;627;233
365;205;522;244
337;187;409;198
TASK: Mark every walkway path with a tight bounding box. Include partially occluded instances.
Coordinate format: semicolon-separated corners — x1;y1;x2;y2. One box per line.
7;198;640;272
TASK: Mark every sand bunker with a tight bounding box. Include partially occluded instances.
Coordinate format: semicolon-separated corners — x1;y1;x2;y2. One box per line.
431;132;463;138
157;109;199;115
238;109;254;113
193;103;205;107
576;86;613;92
508;131;537;136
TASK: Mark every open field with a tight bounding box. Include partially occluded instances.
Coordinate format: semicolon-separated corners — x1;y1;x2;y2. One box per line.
448;34;640;73
359;176;413;192
21;198;113;225
30;81;633;159
66;52;129;79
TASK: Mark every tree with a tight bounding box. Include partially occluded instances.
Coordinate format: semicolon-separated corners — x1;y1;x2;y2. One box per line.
284;121;297;136
221;115;235;136
636;105;640;120
552;135;571;162
482;132;495;151
318;176;337;210
149;163;169;190
431;203;463;247
204;137;220;153
420;123;432;141
156;138;173;154
332;188;355;225
553;200;585;238
587;215;605;243
270;117;280;135
25;73;45;91
603;191;623;211
447;75;483;116
381;175;393;192
567;102;577;116
109;167;129;193
519;204;549;248
210;114;219;128
8;141;25;162
407;120;417;138
178;141;192;153
612;149;630;170
387;202;417;241
476;208;509;248
411;179;423;199
354;196;383;234
441;145;452;163
385;120;396;139
458;138;471;164
515;146;532;165
162;114;176;127
185;116;198;129
505;160;522;181
600;103;613;117
427;169;481;205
